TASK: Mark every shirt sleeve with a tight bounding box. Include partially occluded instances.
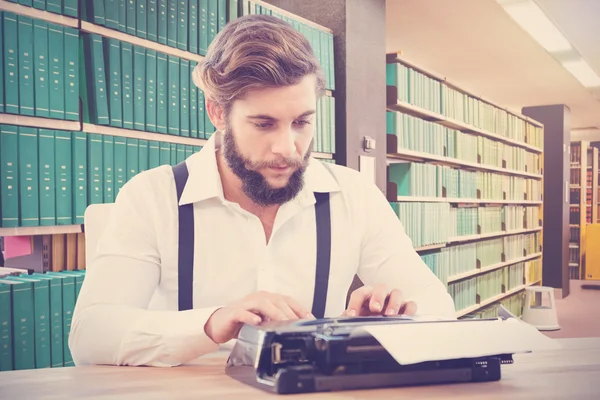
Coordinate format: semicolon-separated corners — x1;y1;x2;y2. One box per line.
355;178;457;320
69;172;221;367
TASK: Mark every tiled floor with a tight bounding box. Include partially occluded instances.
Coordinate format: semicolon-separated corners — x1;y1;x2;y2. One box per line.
541;279;600;339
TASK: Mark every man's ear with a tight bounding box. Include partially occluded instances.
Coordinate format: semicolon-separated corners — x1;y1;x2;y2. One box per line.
206;98;226;131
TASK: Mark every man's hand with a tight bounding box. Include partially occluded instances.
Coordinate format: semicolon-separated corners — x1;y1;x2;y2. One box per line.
204;291;314;344
344;284;417;317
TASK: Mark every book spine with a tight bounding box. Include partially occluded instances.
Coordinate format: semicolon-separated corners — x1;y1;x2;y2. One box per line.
18;127;40;227
167;0;177;47
88;133;104;205
18;16;35;116
39;129;56;226
126;0;136;36
72;132;87;224
106;38;123;127
114;136;127;194
0;11;3;114
0;284;13;371
189;67;198;138
157;0;168;45
106;0;121;30
103;135;115;203
167;55;180;135
199;0;208;54
48;23;65;120
148;141;160;169
3;13;19;115
189;0;198;54
137;0;148;39
146;49;157;132
159;142;171;165
133;46;147;131
180;59;190;137
64;27;80;121
156;52;168;133
147;0;158;42
55;131;73;225
126;138;139;182
33;20;50;118
89;34;110;125
118;0;127;32
138;139;149;173
63;0;79;18
0;125;19;228
177;0;188;50
121;42;134;130
208;0;217;46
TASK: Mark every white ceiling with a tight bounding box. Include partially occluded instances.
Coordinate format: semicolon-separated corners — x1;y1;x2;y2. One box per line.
385;0;600;139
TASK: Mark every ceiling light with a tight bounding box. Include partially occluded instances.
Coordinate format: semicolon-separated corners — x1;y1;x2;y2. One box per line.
497;0;572;53
562;58;600;88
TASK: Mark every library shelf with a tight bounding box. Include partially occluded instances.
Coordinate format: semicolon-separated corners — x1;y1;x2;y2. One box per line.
414;228;543;252
447;252;542;283
0;0;79;28
0;224;82;236
81;123;209;147
395;196;543;205
455;280;541;318
414;243;446;252
0;114;81;131
387;149;542;180
386;88;543;155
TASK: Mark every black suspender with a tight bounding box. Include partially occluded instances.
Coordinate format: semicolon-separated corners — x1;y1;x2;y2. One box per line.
172;162;332;317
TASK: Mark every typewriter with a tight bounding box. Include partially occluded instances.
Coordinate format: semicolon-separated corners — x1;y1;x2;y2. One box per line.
225;315;519;394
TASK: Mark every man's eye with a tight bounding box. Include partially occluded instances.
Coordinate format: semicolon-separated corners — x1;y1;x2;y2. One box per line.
253;122;272;129
294;120;310;126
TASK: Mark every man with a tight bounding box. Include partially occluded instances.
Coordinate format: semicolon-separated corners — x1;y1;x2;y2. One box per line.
69;14;456;368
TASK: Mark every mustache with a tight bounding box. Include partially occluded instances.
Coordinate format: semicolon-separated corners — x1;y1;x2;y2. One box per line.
246;156;306;170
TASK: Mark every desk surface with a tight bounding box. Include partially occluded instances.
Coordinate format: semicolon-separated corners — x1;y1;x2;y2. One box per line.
0;338;599;399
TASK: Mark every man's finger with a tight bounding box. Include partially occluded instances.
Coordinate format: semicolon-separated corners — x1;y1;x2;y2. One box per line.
383;289;404;315
274;298;302;320
233;309;262;326
249;299;289;321
399;301;418;316
283;296;315;319
345;285;373;316
369;283;389;313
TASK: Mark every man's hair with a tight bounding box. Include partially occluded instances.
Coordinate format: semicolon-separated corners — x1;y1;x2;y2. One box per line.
192;14;326;114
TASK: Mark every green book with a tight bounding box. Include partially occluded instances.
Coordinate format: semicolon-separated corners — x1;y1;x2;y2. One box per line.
160;142;171;165
105;0;119;30
126;0;136;36
177;0;188;50
198;88;206;139
121;42;134;129
149;141;160;169
208;0;217;45
64;27;79;122
156;52;168;134
78;35;92;124
189;0;198;54
170;143;177;165
217;0;226;32
0;282;13;371
55;130;73;225
0;12;3;113
114;136;127;194
148;0;158;42
39;129;56;226
18;16;34;116
89;34;110;125
63;0;79;18
167;0;177;47
90;0;106;25
126;138;139;182
133;45;146;131
103;135;115;203
88;133;104;205
157;0;168;45
176;144;186;163
118;0;126;32
146;49;157;132
33;0;45;10
44;273;75;367
138;139;149;173
105;38;123;127
167;55;180;135
48;23;65;119
72;132;87;224
137;0;148;39
33;20;50;118
1;125;19;228
46;0;61;14
3;13;19;114
228;0;239;21
199;0;208;54
19;127;40;227
190;71;198;138
53;271;85;303
30;273;63;368
180;59;190;137
185;145;194;158
0;280;35;371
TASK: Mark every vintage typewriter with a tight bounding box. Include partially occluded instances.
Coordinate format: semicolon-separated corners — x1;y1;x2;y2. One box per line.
225;315;519;394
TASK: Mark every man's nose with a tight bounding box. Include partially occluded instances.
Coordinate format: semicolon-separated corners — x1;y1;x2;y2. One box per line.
271;129;296;158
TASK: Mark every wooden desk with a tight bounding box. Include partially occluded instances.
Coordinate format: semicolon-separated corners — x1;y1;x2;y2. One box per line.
0;338;599;399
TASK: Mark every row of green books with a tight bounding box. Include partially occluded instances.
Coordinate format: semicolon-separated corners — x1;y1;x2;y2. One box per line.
0;11;80;120
0;270;86;371
468;292;526;319
389;162;543;201
4;0;78;17
386;111;541;174
386;61;543;149
0;125;203;228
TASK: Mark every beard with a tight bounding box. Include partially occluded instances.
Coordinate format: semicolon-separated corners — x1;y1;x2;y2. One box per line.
222;125;311;207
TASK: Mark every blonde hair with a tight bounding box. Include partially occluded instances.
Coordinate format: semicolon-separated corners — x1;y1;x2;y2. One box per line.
192;14;326;114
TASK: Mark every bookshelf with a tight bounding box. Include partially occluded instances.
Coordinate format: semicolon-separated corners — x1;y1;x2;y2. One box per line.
385;53;545;320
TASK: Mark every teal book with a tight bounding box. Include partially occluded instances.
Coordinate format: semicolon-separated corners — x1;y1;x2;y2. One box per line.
88;133;104;205
138;139;149;172
126;138;139;182
105;0;119;30
118;0;126;32
208;0;217;45
121;42;134;130
159;142;171;165
105;38;123;127
33;0;45;10
228;0;238;21
189;0;198;53
46;0;61;14
56;271;85;302
88;34;110;125
180;59;190;137
185;145;194;158
198;88;206;139
0;12;3;113
44;273;75;367
177;0;188;50
137;0;148;39
38;129;56;226
176;144;186;163
133;45;146;131
148;141;160;168
55;130;73;225
0;280;35;370
114;137;127;194
328;33;335;90
64;27;80;122
167;55;180;135
30;273;63;368
72;132;87;224
63;0;79;18
103;135;115;203
90;0;106;25
126;0;136;36
48;23;65;119
0;282;13;371
18;16;34;116
78;35;92;124
167;0;177;47
147;0;158;42
217;0;226;32
170;143;177;165
3;13;19;114
146;49;157;132
1;125;19;228
190;74;198;138
156;52;168;134
33;20;50;118
199;0;208;54
19;127;40;227
157;0;168;45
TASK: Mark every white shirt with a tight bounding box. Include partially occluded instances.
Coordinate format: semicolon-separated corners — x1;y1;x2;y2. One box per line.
69;133;456;368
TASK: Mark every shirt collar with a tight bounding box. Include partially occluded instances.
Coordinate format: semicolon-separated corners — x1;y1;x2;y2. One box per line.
178;133;340;206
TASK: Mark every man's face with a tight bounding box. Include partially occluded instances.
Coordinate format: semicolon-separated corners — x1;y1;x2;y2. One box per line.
222;75;317;206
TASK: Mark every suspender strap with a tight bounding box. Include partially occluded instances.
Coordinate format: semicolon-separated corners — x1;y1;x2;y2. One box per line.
311;192;332;319
172;162;195;311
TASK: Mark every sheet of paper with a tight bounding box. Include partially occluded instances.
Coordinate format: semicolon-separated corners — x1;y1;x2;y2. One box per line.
4;236;33;259
356;318;561;365
359;155;376;184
